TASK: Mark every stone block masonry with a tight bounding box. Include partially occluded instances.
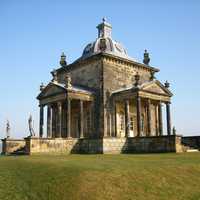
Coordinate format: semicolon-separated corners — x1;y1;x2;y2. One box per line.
2;135;183;155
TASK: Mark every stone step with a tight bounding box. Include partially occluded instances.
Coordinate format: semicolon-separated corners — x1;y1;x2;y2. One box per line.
186;149;199;152
182;143;199;152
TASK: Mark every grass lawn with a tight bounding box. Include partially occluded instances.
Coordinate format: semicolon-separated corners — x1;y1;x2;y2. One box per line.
0;153;200;200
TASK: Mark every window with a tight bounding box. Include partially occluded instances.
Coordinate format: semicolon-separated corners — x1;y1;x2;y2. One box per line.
130;117;134;131
119;113;125;131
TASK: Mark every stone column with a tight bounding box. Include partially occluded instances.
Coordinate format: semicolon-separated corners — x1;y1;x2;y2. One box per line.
47;105;52;138
57;102;62;138
79;100;84;138
125;99;130;137
155;104;159;136
114;101;117;137
39;105;44;138
136;95;141;137
51;105;56;138
158;101;163;136
66;98;71;138
111;99;116;137
147;99;152;136
166;102;171;135
89;101;94;138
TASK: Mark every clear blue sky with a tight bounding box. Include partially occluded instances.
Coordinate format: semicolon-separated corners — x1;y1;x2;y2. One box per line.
0;0;200;138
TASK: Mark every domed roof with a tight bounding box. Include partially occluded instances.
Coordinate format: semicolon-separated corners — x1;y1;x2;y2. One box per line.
81;18;131;60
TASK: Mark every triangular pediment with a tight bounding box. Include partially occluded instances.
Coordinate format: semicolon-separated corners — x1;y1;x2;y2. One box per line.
140;80;173;96
37;82;66;99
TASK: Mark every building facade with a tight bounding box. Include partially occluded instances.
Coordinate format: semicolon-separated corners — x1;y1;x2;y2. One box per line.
5;19;196;155
37;19;173;140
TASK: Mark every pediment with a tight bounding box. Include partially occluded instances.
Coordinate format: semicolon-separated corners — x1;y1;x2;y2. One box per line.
141;81;172;96
37;83;66;99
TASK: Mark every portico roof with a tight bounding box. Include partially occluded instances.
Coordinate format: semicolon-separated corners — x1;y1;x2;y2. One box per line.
37;81;94;105
112;80;173;102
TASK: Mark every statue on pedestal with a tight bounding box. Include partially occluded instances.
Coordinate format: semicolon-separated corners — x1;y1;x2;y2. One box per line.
28;115;35;137
6;120;10;138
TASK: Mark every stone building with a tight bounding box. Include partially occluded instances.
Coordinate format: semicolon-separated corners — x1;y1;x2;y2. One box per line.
37;18;173;140
4;19;189;155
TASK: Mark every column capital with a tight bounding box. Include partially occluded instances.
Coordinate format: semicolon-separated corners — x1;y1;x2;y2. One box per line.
47;103;53;107
136;95;141;101
159;100;163;107
57;101;62;107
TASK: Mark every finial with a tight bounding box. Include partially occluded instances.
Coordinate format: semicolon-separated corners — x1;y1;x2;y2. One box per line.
150;71;155;81
65;73;72;89
164;80;170;88
40;82;45;91
143;49;150;65
172;126;176;135
97;17;112;38
134;72;140;87
51;69;58;83
60;52;67;67
6;120;10;138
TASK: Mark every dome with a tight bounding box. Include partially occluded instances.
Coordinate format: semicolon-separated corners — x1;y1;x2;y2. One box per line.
81;18;131;60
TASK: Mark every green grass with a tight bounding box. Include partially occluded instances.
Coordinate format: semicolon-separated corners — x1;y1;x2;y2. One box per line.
0;153;200;200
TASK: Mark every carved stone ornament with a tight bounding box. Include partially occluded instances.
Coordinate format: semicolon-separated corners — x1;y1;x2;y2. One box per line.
99;38;107;51
52;69;58;83
60;52;67;67
65;73;72;89
143;49;150;65
134;72;140;87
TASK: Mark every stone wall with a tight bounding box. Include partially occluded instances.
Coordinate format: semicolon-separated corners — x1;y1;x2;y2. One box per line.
24;137;79;154
80;135;183;154
24;135;183;155
182;136;200;149
103;58;151;93
1;138;25;154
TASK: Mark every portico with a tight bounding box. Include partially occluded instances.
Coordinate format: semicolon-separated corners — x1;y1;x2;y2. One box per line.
37;75;94;139
111;79;172;138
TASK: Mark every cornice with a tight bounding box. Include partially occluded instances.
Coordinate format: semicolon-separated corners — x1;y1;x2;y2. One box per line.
54;52;160;74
